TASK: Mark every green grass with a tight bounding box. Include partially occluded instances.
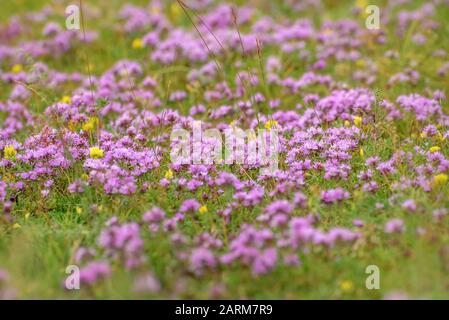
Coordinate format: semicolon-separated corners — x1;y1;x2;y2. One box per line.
1;0;449;299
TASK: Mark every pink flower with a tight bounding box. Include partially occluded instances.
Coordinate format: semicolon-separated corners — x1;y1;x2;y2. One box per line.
402;199;417;212
321;188;350;204
79;261;111;285
384;219;405;234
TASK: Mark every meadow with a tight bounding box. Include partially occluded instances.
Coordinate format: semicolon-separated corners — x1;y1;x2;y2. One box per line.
1;0;449;299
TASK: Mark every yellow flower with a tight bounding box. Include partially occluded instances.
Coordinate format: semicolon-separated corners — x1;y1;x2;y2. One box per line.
170;3;182;19
186;81;200;93
344;120;351;127
11;64;23;73
150;6;161;16
323;28;333;36
83;122;94;131
247;130;257;141
355;59;365;68
76;207;83;215
89;147;104;159
68;121;77;132
3;145;17;160
356;0;368;9
429;146;441;153
339;280;354;292
420;132;427;138
2;173;14;183
356;0;369;17
437;132;445;142
85;63;94;72
264;119;278;131
61;95;71;104
353;116;363;127
433;173;448;187
359;147;365;157
199;205;208;214
132;38;144;49
165;169;174;179
12;223;21;229
82;117;99;132
81;173;89;181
